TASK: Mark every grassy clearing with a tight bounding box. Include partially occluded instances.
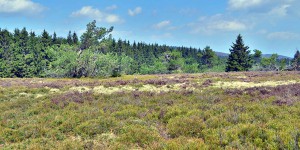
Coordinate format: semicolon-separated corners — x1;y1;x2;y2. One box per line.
1;72;300;149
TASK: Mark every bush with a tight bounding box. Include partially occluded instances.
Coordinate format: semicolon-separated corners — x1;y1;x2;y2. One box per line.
51;91;94;108
48;47;122;77
163;136;208;150
19;124;46;140
1;128;23;143
161;106;189;123
75;117;117;138
167;116;206;138
118;124;160;148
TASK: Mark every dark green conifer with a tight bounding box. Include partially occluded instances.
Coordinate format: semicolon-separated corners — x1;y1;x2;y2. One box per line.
67;31;73;45
226;34;253;72
72;32;79;45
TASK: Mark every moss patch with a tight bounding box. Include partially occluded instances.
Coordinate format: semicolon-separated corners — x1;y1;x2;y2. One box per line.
213;80;299;89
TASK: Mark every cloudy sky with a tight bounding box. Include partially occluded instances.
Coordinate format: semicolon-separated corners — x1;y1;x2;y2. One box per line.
0;0;299;56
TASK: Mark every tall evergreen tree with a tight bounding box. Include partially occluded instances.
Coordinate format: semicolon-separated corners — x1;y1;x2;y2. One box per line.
41;30;51;47
201;46;217;68
67;31;73;45
52;32;57;45
72;32;79;45
20;28;29;49
292;50;300;70
226;34;253;72
0;29;12;53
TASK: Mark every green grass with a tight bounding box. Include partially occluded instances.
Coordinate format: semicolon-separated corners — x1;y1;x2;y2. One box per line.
1;72;300;149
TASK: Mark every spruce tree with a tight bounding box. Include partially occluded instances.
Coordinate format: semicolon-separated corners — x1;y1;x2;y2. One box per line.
72;32;79;45
292;50;300;70
20;28;29;49
0;29;12;53
67;31;73;45
41;30;51;47
52;32;57;45
226;34;253;72
201;46;217;68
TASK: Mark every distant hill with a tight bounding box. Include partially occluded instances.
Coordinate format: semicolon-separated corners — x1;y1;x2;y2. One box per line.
215;51;291;60
215;52;229;57
261;54;292;60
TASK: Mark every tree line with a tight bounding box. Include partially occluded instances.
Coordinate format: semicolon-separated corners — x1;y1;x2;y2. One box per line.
0;20;299;78
226;34;300;72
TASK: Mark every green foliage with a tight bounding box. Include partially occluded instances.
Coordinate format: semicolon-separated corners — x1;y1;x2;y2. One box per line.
49;46;123;78
167;116;206;138
52;32;58;45
67;31;73;45
163;137;208;149
140;59;168;74
279;59;288;71
47;45;78;77
0;22;223;77
119;124;160;148
260;54;279;71
41;30;51;47
183;63;199;73
72;32;79;45
253;49;262;64
1;21;289;78
75;117;117;138
166;50;185;73
80;20;113;50
226;34;253;72
201;46;218;68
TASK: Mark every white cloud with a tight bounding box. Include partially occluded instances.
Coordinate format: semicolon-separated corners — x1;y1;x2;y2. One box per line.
267;32;299;40
72;6;103;19
189;15;248;34
128;7;142;16
0;0;45;14
228;0;266;10
106;5;117;11
228;0;295;16
105;14;121;23
71;6;122;23
268;4;290;17
210;20;247;31
153;20;171;29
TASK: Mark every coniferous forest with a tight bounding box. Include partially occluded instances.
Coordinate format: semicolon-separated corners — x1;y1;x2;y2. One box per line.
1;20;299;78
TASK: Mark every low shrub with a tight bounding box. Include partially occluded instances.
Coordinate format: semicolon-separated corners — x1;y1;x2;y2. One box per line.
161;105;189;123
167;116;206;138
163;136;208;149
118;124;161;148
51;91;94;108
75;117;117;138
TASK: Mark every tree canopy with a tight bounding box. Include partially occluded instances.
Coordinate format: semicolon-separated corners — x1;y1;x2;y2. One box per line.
226;34;253;72
0;22;295;78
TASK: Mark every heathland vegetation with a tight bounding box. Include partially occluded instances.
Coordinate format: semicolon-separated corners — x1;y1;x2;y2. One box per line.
1;72;300;149
1;20;300;78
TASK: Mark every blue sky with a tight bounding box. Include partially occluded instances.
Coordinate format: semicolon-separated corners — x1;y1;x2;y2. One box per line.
0;0;299;56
